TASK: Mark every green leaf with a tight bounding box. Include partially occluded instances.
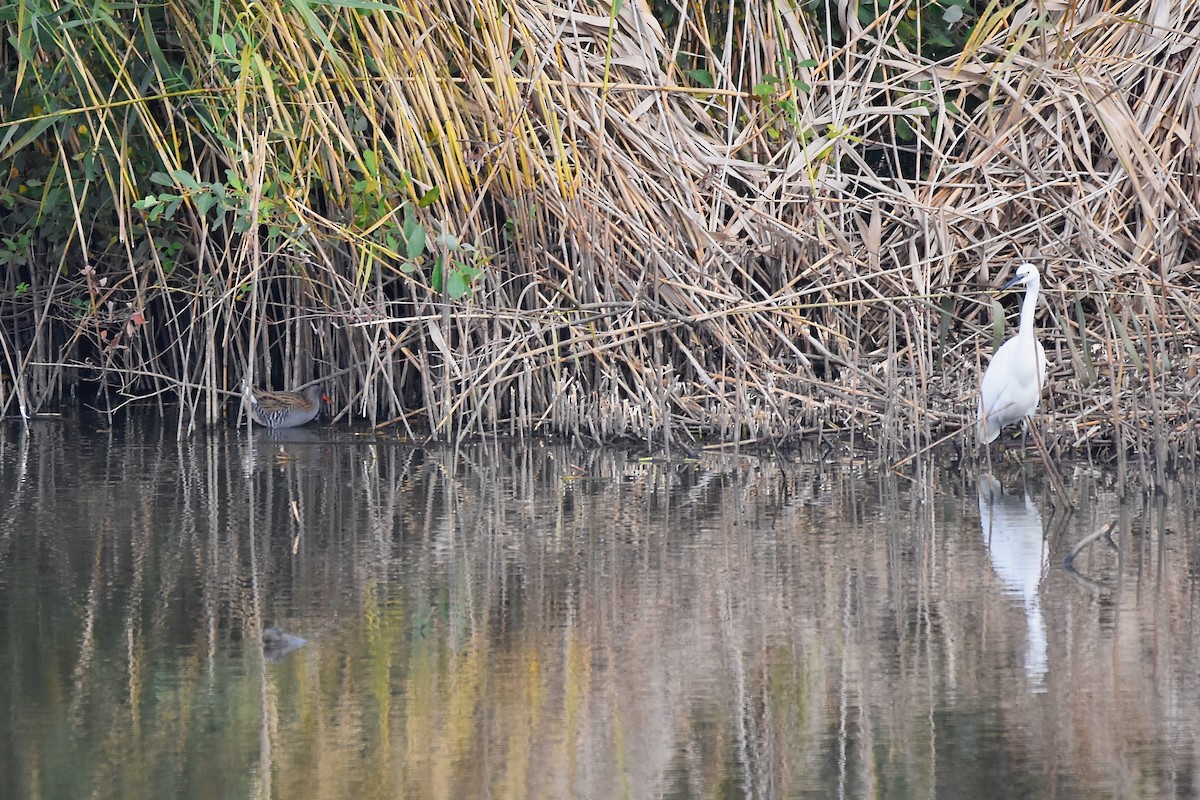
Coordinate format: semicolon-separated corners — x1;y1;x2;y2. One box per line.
406;224;426;259
685;69;714;88
282;0;348;72
447;269;468;299
150;172;175;187
431;256;444;291
0;116;57;160
417;186;441;208
752;76;780;100
196;192;217;216
171;170;200;191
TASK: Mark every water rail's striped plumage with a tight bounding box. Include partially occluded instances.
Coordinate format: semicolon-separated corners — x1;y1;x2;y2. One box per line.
248;385;327;428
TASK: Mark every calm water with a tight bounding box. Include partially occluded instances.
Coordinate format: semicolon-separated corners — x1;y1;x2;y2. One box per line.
0;417;1198;799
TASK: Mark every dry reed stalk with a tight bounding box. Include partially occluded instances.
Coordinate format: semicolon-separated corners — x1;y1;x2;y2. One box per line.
3;0;1200;482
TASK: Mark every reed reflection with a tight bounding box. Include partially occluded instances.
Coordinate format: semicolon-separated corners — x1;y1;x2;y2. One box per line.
3;420;1200;800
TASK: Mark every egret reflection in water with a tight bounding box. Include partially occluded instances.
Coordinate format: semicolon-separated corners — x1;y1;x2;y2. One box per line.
978;474;1048;685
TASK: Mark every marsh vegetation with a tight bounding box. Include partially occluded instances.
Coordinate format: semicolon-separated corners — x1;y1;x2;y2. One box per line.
2;0;1198;477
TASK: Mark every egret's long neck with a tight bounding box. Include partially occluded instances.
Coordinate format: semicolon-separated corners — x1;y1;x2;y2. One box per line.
1018;276;1040;340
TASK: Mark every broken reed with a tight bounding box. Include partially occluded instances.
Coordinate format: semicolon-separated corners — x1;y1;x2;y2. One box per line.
0;0;1198;468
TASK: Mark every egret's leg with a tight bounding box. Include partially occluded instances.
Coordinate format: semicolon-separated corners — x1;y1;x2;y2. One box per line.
983;424;994;472
977;415;988;468
1019;421;1032;475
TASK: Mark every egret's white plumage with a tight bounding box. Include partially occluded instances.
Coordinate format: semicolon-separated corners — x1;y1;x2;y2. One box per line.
979;263;1048;444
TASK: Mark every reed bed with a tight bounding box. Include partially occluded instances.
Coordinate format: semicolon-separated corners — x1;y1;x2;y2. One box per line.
1;0;1198;469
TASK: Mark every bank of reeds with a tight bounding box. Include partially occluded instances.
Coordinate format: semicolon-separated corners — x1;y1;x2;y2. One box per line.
1;0;1198;467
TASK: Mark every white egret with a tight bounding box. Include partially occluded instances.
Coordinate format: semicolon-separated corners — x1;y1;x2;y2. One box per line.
978;263;1047;445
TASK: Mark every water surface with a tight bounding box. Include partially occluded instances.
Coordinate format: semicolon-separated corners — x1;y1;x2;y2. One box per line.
0;418;1196;798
